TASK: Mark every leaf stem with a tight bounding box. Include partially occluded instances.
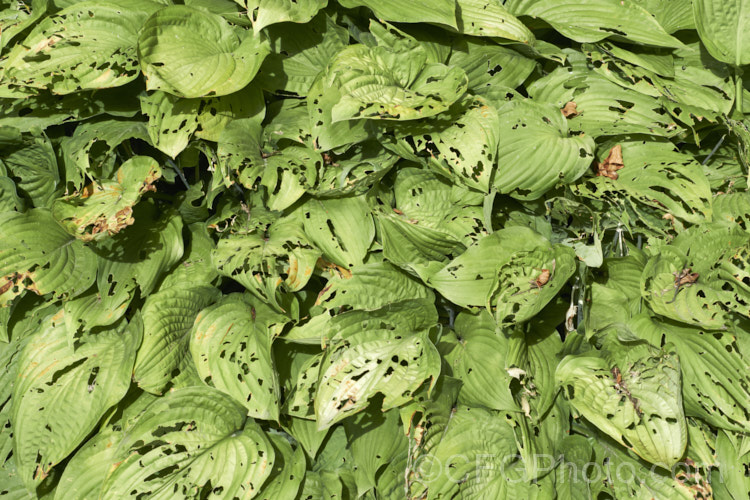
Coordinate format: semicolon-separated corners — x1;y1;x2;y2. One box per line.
736;66;744;115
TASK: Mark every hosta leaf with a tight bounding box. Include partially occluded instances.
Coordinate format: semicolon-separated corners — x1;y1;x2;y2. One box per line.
631;314;750;432
520;0;683;47
212;217;320;309
307;76;370;151
1;131;60;208
314;262;433;311
344;407;406;491
100;386;275;499
261;144;320;211
454;0;534;43
556;332;687;467
441;310;516;411
528;63;684;138
138;5;270;98
140;91;200;158
413;405;520;499
3;0;159;93
494;99;595;200
96;205;184;301
52;156;161;241
0;209;96;306
427;227;550;307
632;0;694;33
315;304;440;429
693;0;750;66
0;0;48;53
490;245;577;325
62;287;130;344
58;118;151;188
327;22;467;121
393;97;499;192
254;432;306;499
336;0;457;29
250;0;327;32
134;285;220;394
12;313;140;489
194;83;265;142
448;39;536;95
190;294;284;420
300;195;374;268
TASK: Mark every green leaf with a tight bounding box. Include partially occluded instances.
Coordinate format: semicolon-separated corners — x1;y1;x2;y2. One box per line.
250;0;327;32
12;313;140;489
427;227;551;307
258;13;349;95
190;294;285;420
212;216;320;309
314;303;440;429
133;285;220;394
300;195;374;268
3;0;159;93
95;205;184;301
441;310;516;411
261;144;320;211
494;99;595;200
521;0;683;47
336;0;457;29
448;39;536;95
52;156;161;241
556;331;687;467
100;386;275;499
454;0;534;43
392;97;499;192
490;244;577;325
693;0;750;66
138;5;270;98
0;209;96;306
630;314;750;432
140;91;201;159
314;262;434;311
327;22;467;121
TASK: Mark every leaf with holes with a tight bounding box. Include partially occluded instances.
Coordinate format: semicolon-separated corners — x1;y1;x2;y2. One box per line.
52;156;161;241
3;0;159;93
138;5;270;98
190;294;286;420
11;312;140;490
0;209;97;307
99;386;275;499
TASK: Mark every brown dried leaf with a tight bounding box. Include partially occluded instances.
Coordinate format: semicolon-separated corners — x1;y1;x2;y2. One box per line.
596;144;624;180
561;101;579;118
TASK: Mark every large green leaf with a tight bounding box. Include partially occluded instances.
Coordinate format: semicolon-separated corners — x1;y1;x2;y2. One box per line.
212;216;320;309
250;0;327;31
693;0;750;66
12;313;140;490
133;285;220;394
99;386;275;499
337;0;457;28
52;156;161;241
3;0;159;93
0;209;96;306
314;303;440;429
631;314;750;433
556;331;687;467
190;294;285;420
326;22;467;121
454;0;534;43
427;227;551;307
519;0;683;47
138;5;270;98
494;99;595;200
300;195;374;268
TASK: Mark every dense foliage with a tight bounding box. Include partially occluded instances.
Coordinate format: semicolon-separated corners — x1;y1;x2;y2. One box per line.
1;0;750;498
